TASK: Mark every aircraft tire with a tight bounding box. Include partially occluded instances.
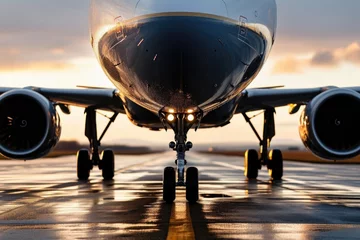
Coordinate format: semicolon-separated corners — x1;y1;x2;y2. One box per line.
244;149;259;179
77;149;91;180
268;149;283;180
186;167;199;203
163;167;176;203
102;149;115;180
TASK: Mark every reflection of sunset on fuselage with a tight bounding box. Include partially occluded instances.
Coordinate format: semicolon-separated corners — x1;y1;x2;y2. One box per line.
0;0;360;145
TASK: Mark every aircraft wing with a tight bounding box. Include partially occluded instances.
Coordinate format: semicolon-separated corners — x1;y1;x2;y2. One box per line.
0;87;125;113
236;86;360;113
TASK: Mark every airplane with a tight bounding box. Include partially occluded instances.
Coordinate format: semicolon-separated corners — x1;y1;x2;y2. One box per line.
1;0;359;204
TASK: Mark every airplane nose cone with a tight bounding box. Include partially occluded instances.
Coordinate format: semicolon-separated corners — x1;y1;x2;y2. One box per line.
135;0;228;18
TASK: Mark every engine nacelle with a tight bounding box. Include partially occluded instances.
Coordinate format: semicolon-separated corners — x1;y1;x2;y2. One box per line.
299;88;360;160
0;89;61;160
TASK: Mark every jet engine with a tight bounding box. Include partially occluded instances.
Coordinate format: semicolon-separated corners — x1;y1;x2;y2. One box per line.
299;88;360;160
0;89;61;160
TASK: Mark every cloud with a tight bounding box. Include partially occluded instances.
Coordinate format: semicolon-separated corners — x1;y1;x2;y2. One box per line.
0;61;75;72
0;35;91;72
276;0;360;38
0;0;92;72
310;51;338;66
271;0;360;56
51;48;66;56
0;0;89;36
272;57;305;74
272;42;360;74
337;42;360;64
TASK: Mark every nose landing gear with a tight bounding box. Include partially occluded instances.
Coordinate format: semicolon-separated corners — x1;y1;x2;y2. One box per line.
160;110;202;203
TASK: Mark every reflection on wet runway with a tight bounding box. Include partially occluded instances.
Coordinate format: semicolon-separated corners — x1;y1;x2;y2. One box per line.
1;152;360;239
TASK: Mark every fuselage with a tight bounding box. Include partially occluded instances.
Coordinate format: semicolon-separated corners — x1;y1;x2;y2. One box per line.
90;0;277;128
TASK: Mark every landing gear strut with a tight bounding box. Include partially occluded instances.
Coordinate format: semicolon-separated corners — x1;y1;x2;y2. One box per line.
160;110;202;203
243;108;283;180
77;108;118;181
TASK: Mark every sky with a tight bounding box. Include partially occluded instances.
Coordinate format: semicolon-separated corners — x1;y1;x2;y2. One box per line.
0;0;359;146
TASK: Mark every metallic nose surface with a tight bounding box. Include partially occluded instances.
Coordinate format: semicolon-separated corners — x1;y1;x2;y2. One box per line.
135;0;228;18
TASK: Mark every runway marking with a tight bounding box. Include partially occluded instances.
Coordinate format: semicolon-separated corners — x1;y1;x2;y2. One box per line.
114;153;166;174
166;201;195;240
212;161;244;171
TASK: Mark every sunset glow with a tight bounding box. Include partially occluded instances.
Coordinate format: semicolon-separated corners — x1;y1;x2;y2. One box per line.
1;0;359;146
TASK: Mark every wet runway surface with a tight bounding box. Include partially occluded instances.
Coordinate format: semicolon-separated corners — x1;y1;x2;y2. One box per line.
1;152;360;239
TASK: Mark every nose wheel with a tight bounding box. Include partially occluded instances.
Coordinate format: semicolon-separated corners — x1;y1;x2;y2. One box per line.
163;167;176;203
162;166;199;203
186;167;199;203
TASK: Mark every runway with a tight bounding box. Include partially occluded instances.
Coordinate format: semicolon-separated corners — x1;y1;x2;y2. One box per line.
1;152;360;240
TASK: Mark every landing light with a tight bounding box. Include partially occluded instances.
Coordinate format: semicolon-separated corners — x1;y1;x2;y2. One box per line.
187;109;194;114
187;114;195;122
167;114;175;122
169;108;175;113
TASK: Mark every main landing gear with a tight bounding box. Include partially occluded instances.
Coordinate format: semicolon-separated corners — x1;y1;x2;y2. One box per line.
77;108;118;181
243;108;283;180
160;110;202;203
